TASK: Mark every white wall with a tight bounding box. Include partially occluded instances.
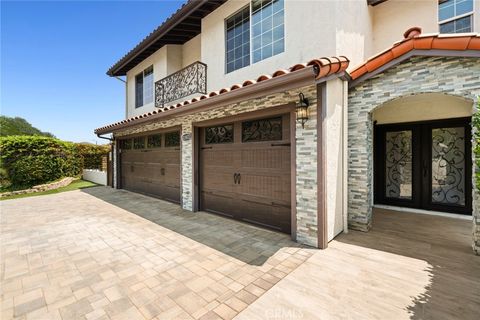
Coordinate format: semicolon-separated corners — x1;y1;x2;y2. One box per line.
83;169;107;186
324;78;347;241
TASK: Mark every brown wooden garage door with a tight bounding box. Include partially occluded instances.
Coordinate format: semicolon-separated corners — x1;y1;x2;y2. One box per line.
119;131;181;203
200;114;291;233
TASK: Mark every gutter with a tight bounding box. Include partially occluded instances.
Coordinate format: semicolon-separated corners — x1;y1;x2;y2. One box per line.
97;133;114;141
96;66;317;134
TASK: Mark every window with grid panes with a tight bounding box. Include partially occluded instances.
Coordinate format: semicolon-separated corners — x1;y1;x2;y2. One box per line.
439;0;473;33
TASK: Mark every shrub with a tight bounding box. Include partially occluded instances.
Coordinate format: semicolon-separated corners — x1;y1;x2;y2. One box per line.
0;136;82;187
76;143;110;170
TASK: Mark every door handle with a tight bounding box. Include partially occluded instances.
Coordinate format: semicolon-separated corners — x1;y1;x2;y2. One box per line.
233;173;241;184
161;168;165;176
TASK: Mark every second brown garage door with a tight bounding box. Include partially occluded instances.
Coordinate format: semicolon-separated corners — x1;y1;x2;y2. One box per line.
199;114;291;233
119;130;181;203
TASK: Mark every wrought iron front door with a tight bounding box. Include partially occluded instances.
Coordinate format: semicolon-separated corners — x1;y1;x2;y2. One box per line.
375;118;472;215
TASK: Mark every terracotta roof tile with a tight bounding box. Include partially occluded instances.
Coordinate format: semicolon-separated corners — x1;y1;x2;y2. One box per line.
350;28;480;80
95;55;350;134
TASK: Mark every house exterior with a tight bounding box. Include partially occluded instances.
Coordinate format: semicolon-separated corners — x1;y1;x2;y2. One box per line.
95;0;480;253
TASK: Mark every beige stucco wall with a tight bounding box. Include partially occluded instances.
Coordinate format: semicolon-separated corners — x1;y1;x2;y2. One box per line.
373;92;474;124
126;46;167;118
371;0;480;54
201;0;372;92
124;36;201;118
182;35;201;67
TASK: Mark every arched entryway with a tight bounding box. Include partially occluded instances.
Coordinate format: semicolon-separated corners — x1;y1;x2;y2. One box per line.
371;93;474;215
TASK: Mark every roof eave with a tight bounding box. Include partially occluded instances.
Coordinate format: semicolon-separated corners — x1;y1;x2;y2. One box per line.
107;0;212;77
96;66;318;134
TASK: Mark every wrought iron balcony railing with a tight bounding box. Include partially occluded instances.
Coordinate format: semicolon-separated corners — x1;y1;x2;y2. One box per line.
155;61;207;108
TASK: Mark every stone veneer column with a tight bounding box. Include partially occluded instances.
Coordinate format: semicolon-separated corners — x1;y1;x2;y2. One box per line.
295;87;318;247
112;142;118;189
180;122;194;211
473;104;480;255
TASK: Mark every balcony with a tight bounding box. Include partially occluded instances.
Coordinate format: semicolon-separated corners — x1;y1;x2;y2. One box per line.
155;61;207;108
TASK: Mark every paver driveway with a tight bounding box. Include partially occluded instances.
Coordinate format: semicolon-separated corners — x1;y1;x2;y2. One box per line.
0;187;313;320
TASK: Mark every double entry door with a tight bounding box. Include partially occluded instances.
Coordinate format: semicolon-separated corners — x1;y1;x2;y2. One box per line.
374;118;472;215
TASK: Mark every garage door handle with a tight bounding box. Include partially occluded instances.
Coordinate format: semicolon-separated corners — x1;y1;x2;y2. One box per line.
233;173;241;184
161;168;165;176
201;146;213;150
271;143;290;147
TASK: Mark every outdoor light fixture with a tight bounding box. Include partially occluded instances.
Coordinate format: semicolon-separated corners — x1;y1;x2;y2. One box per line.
296;92;310;128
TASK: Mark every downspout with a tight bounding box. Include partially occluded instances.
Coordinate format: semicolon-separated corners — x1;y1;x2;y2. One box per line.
342;80;349;233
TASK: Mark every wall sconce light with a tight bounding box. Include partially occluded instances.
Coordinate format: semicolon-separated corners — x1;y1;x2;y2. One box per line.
296;93;309;129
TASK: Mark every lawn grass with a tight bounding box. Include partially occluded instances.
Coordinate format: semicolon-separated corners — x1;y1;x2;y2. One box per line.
0;179;98;201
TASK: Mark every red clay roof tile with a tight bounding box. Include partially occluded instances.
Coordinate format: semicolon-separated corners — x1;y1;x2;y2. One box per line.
350;29;479;81
95;55;350;134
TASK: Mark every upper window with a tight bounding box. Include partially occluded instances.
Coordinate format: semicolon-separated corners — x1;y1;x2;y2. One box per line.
226;7;250;73
252;0;285;63
225;0;285;73
135;66;154;108
439;0;474;33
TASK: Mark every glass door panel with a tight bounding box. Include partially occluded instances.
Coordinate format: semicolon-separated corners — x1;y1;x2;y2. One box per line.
385;130;413;200
431;127;466;206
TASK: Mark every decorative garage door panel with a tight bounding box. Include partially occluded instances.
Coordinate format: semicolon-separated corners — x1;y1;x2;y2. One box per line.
200;114;291;233
119;131;180;203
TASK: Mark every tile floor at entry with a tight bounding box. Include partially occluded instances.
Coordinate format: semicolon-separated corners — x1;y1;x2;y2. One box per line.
0;187;313;320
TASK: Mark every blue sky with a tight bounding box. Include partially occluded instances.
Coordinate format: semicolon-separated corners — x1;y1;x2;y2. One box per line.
1;0;184;144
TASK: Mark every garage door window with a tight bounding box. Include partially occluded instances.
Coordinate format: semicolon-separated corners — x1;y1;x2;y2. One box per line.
242;116;282;142
165;131;181;147
205;125;234;144
119;139;132;150
147;134;162;148
133;137;146;149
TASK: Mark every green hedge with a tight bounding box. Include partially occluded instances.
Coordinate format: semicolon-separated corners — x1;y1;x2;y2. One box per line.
0;136;109;189
76;143;110;170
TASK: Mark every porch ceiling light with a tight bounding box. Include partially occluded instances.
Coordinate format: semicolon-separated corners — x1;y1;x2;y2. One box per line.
296;92;310;129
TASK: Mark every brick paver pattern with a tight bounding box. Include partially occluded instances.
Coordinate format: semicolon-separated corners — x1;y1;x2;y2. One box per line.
0;187;314;320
